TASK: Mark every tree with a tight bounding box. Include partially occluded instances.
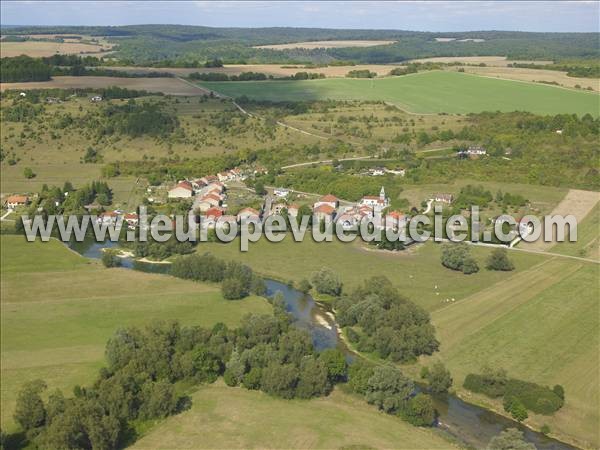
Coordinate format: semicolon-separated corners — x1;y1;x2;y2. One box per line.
101;249;122;268
14;379;47;432
486;248;515;271
254;180;266;196
426;362;452;394
260;363;299;399
487;428;535;450
441;243;479;274
552;384;565;400
311;267;343;296
403;393;436;426
296;358;330;399
221;277;247;300
223;349;245;387
365;366;413;414
298;279;312;294
23;167;36;179
138;380;179;420
318;348;347;383
504;396;528;422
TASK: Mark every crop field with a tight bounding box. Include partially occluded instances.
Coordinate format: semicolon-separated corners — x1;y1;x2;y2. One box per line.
408;56;553;66
0;236;271;431
132;382;454;449
0;76;208;96
0;39;112;57
459;65;599;92
199;71;600;115
253;40;397;49
105;63;401;78
428;259;599;448
200;239;546;312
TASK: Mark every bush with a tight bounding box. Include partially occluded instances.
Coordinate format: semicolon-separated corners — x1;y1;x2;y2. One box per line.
504;379;563;414
221;277;247;300
486;248;515;271
504;396;528;422
541;424;551;435
23;167;36;179
402;393;436;426
463;368;507;398
440;243;479;274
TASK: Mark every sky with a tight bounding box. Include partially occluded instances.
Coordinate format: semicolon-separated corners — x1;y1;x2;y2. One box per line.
1;1;599;32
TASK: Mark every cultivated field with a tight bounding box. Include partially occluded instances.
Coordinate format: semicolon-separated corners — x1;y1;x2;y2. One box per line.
409;56;553;67
132;382;454;449
0;236;271;431
253;40;396;49
200;71;600;115
104;63;401;78
0;76;209;96
428;259;599;448
0;35;113;57
458;65;600;91
551;203;600;259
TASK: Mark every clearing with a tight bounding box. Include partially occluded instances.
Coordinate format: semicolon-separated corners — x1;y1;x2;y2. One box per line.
199;71;600;115
0;235;271;431
132;382;453;449
253;40;396;49
0;36;112;57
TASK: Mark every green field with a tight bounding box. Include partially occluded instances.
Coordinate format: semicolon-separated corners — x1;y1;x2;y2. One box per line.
200;71;600;115
0;236;271;432
550;203;600;259
428;259;599;448
200;238;545;312
132;382;454;449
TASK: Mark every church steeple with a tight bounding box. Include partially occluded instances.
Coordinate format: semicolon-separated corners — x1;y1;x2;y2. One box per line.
380;186;385;201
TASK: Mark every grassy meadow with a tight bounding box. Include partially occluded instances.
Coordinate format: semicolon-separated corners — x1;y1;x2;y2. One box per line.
200;238;546;312
200;71;600;115
0;235;271;432
550;202;600;260
427;259;599;448
132;382;454;449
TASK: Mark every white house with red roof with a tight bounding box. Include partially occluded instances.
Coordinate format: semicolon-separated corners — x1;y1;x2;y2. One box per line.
4;195;29;209
237;207;261;223
314;194;339;210
168;181;194;199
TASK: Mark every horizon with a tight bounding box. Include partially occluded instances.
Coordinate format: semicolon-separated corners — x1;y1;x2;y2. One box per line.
1;1;599;33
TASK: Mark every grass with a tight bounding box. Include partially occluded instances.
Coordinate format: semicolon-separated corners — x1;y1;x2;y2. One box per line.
199;238;545;312
426;259;599;449
550;202;600;259
131;382;454;449
0;235;271;431
200;71;600;116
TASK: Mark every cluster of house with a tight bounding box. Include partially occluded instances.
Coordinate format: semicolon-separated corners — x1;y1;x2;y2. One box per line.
96;210;139;229
457;145;487;158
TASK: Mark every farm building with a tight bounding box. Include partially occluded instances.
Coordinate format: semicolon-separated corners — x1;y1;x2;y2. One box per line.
313;204;336;222
314;194;339;210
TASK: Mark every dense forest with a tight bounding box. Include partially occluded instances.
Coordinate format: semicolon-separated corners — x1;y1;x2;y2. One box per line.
2;25;599;65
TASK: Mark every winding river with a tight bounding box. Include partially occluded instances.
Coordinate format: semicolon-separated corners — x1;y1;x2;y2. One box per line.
67;239;575;450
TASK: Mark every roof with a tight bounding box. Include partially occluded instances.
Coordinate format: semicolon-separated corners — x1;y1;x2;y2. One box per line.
386;211;405;220
314;204;335;215
319;194;338;203
205;207;225;217
173;181;193;192
202;193;222;202
238;207;260;216
287;203;300;210
5;195;28;203
124;213;138;220
100;211;118;217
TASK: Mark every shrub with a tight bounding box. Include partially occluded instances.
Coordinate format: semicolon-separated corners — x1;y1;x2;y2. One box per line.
402;393;436;426
440;243;479;274
23;167;36;179
504;379;563;414
541;424;551;435
486;248;515;271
